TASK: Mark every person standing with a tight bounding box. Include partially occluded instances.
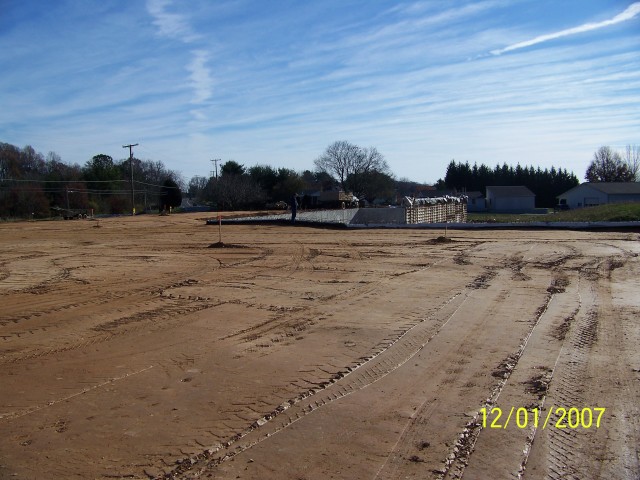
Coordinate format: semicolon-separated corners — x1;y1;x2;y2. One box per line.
290;194;298;223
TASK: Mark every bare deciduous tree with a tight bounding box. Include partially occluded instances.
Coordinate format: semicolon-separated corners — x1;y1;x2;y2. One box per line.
314;140;360;191
188;175;208;200
622;144;639;181
314;141;390;196
585;146;635;182
349;146;390;197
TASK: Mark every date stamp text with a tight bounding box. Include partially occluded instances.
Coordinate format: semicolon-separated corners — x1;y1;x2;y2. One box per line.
480;407;606;430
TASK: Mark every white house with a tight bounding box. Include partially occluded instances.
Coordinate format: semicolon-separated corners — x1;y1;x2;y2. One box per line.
557;182;640;209
485;186;535;213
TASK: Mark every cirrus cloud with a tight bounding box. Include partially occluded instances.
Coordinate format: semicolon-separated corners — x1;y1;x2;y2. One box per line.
492;2;640;55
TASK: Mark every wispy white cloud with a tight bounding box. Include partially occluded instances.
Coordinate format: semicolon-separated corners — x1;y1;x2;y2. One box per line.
187;50;213;104
145;0;214;115
492;2;640;55
146;0;199;43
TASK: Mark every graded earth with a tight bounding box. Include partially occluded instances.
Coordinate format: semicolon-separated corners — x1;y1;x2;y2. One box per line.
0;214;638;479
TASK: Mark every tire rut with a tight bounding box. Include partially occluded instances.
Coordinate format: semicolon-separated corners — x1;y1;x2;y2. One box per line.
159;290;469;479
158;243;527;479
524;271;608;480
437;274;566;480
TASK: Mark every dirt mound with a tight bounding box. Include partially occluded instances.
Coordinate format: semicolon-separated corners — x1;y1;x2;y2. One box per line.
207;241;248;249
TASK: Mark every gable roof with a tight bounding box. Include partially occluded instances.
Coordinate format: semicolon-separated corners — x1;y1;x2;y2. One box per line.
486;185;535;197
558;182;640;197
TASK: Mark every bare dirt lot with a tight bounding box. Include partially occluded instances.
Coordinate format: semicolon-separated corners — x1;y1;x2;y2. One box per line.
1;213;639;480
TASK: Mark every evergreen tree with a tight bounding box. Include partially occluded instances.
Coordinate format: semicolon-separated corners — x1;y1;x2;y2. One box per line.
443;160;579;207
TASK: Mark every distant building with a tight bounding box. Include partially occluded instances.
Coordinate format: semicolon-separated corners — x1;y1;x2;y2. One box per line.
557;182;640;209
486;186;535;213
465;191;485;212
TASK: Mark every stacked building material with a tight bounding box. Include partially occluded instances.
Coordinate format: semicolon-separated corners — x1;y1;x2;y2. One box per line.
402;196;467;224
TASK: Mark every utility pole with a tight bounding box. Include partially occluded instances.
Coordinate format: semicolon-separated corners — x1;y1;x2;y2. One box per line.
211;158;221;180
123;143;138;215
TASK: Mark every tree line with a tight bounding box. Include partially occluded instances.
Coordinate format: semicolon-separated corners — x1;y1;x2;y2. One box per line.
0;140;404;218
441;160;580;208
3;139;635;218
187;161;310;210
187;140;398;210
0;142;182;218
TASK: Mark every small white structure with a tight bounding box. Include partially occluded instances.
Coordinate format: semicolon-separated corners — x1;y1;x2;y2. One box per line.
557;182;640;209
486;186;535;213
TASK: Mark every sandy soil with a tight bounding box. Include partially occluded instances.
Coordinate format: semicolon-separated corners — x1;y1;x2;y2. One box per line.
0;213;638;480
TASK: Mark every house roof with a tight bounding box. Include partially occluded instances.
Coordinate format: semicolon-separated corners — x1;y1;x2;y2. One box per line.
585;182;640;195
486;185;535;197
465;191;484;199
558;182;640;197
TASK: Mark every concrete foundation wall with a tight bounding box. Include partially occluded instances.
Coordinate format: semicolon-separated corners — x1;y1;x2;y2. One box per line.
221;204;466;226
350;208;406;225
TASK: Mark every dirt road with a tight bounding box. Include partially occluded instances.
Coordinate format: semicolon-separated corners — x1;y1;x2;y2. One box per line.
0;214;638;479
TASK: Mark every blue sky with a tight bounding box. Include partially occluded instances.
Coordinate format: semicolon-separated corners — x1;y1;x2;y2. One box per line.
1;0;638;184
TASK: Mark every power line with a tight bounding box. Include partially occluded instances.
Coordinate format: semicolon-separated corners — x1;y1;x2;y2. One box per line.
0;178;180;189
132;180;181;189
0;178;129;184
0;185;141;194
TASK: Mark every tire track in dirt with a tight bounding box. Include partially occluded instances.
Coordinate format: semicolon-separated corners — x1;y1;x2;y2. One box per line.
0;365;154;421
444;263;582;480
522;254;638;480
0;290;141;329
149;242;516;478
416;243;639;480
159;247;516;479
0;297;218;364
515;306;583;479
528;290;599;480
214;247;273;269
435;266;576;480
0;228;505;479
218;305;310;342
372;273;519;480
7;262;69;295
370;273;550;479
0;248;230;360
226;244;478;355
0;237;413;363
437;245;636;480
0;253;51;295
160;288;468;479
1;268;215;329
